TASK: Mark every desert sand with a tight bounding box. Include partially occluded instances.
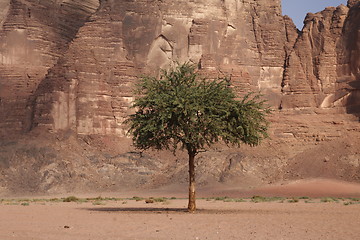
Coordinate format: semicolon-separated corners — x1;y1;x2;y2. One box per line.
1;178;360;240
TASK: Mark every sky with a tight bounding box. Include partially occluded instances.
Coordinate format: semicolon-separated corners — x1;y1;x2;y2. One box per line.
282;0;347;29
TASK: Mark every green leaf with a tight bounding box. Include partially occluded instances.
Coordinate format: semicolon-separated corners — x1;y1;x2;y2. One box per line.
125;62;271;155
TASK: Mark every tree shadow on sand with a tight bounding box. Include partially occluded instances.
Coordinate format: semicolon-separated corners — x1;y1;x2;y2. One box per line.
84;207;187;213
82;207;273;214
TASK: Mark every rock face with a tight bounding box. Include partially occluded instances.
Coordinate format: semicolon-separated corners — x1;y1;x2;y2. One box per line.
0;0;358;137
340;2;360;112
0;0;99;135
282;2;360;111
0;0;359;194
31;0;291;136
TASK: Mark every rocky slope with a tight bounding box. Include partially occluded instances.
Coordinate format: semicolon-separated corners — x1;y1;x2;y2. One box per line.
0;0;359;195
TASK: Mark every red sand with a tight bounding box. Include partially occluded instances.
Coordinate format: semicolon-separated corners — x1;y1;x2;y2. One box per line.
135;178;360;199
250;179;360;197
0;200;359;240
1;178;360;239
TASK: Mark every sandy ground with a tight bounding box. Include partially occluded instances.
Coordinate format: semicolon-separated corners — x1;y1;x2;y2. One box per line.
1;179;360;240
0;179;360;240
0;199;360;240
115;178;360;199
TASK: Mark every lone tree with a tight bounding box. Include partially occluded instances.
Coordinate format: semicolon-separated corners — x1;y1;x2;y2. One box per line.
126;63;270;212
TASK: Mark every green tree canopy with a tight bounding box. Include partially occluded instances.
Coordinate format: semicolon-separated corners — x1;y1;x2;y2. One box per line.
126;63;271;212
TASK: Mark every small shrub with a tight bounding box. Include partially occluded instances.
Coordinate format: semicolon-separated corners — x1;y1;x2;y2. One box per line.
86;196;104;201
6;202;19;205
251;196;285;203
132;196;144;201
321;197;338;203
251;196;266;203
153;197;168;202
21;202;30;206
345;201;360;205
287;198;299;203
223;198;245;202
49;198;61;202
87;197;122;201
77;198;89;203
215;197;228;201
106;197;120;201
299;196;310;199
63;196;79;202
349;198;360;202
92;201;105;206
272;197;285;202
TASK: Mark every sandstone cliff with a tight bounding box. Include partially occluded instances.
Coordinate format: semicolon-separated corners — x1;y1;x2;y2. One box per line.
0;0;359;195
282;2;360;111
0;0;358;137
0;0;99;135
31;0;291;136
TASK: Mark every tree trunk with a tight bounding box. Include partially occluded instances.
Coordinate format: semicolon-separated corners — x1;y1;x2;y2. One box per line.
188;151;196;212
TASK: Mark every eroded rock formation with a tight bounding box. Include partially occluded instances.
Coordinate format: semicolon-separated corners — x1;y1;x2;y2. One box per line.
0;0;99;135
0;0;359;194
30;0;293;136
282;2;360;111
0;0;358;137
